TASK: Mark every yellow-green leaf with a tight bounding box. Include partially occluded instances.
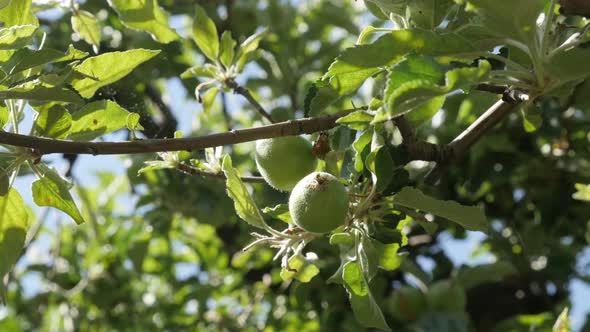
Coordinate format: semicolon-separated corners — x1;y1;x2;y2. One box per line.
68;100;133;141
193;5;219;61
32;168;84;224
0;189;30;291
221;155;266;229
71;10;101;52
108;0;179;43
70;49;160;98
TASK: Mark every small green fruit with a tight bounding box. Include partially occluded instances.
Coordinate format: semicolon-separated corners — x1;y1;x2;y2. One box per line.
389;286;427;322
426;280;466;313
255;136;317;191
289;172;349;233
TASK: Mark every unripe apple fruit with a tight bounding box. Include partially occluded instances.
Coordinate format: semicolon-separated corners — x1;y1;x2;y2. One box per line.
426;280;466;313
389;286;427;322
255;136;317;191
289;172;349;233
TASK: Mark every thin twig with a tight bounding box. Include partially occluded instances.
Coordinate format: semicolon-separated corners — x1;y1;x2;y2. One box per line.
145;84;178;138
220;91;232;130
0;108;362;155
225;78;275;123
176;163;266;183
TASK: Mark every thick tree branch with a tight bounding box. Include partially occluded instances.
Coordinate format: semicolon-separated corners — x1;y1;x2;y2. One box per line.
0;109;359;155
225;79;275;123
176;163;265;183
393;115;452;162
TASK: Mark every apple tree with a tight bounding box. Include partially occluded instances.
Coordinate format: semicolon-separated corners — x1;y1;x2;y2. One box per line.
0;0;589;331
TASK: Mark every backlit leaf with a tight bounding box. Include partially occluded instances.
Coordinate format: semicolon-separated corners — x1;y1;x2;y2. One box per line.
0;189;30;297
71;10;101;51
108;0;179;43
70;49;160;98
68;100;133;141
193;5;219;61
221;155;266;229
32;167;84;224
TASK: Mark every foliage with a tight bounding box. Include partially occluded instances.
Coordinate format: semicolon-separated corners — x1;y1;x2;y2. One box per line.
0;0;589;331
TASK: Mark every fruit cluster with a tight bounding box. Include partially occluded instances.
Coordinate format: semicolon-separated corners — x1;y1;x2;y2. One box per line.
255;136;349;233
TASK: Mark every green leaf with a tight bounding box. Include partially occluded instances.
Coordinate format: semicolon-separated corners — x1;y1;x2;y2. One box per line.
573;183;590;202
180;65;217;79
0;48;65;74
364;0;407;16
358;232;379;281
0;0;9;10
364;1;391;20
382;55;490;119
0;0;38;27
330;232;354;246
219;31;236;68
374;241;402;271
521;102;542;133
336;110;374;130
221;155;267;229
463;0;543;46
349;290;391;331
456;262;517;289
328;239;356;285
309;29;481;115
406;96;446;125
128;235;150;272
70;49;160;98
71;10;101;51
68;100;133;141
547;49;590;84
126;113;142;131
108;0;179;43
0;25;37;50
0;86;83;104
0;189;30;293
408;0;455;30
262;204;292;224
456;90;498;125
32;167;84;224
353;129;372;173
280;253;320;283
553;307;571;332
365;145;394;193
395;187;488;232
34;105;72;139
343;261;369;296
0;102;7;128
59;45;89;62
201;86;219;113
236;28;268;70
193;5;219;61
304;79;340;117
414;312;469;332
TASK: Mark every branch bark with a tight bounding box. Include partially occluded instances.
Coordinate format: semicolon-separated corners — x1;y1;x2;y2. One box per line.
0;109;359;156
393;115;452;162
